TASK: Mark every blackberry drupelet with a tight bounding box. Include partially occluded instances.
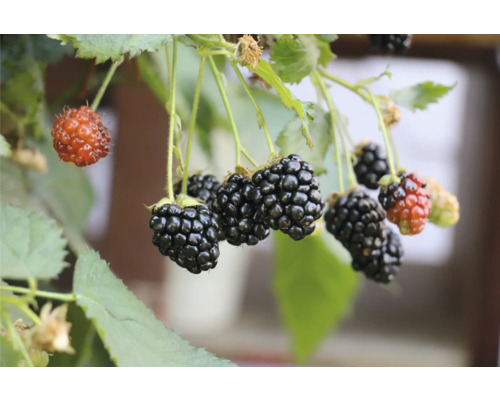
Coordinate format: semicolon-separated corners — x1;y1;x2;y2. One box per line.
212;173;269;246
324;190;387;258
378;173;431;235
149;204;220;274
173;174;220;209
352;227;404;284
368;34;413;54
251;154;325;241
353;142;390;190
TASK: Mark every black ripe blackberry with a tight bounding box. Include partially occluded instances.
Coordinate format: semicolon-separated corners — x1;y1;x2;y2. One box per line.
212;173;269;246
251;154;325;241
324;190;387;258
353;142;390;190
352;227;403;283
150;204;220;274
173;174;220;209
368;34;412;54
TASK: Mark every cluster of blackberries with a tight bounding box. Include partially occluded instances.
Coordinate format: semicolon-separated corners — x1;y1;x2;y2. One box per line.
324;191;403;283
367;34;413;54
149;154;325;273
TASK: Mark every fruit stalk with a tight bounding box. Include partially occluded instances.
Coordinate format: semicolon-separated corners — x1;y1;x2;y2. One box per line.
166;38;178;201
90;57;122;111
182;56;206;194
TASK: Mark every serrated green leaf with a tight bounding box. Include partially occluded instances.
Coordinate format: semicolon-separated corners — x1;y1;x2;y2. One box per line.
389;81;455;112
270;35;319;84
1;35;71;83
73;249;235;367
316;39;335;67
276;106;332;174
0;203;68;280
30;139;94;252
274;232;360;364
0;135;12;157
0;335;23;367
314;34;339;43
49;34;178;64
254;60;304;118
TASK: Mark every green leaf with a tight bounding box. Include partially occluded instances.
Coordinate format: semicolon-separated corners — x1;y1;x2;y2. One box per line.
49;34;178;64
316;39;335;67
0;135;12;157
270;35;319;84
254;60;304;118
0;335;23;367
73;249;235;367
274;232;360;364
356;66;392;86
136;54;168;105
30;139;94;252
276;105;332;174
314;34;339;43
389;81;455;112
0;203;68;280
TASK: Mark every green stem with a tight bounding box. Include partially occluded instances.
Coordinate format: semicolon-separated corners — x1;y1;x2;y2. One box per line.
166;38;178;200
0;286;76;302
387;128;401;171
229;60;275;154
17;303;43;326
365;88;396;176
241;148;259;168
318;69;371;103
2;310;33;367
166;43;172;96
182;57;206;194
313;71;345;193
208;55;242;166
90;58;122;111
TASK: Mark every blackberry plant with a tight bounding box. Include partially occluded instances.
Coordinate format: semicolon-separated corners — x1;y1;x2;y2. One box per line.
0;33;460;368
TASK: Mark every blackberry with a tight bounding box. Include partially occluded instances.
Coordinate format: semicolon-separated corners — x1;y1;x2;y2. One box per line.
353;142;390;190
352;227;404;284
324;190;387;258
251;154;325;241
173;174;220;209
149;204;220;274
212;173;269;246
379;173;431;235
368;34;412;54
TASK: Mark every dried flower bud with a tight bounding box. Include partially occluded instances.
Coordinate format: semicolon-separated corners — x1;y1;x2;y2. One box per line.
235;34;263;70
30;303;75;354
382;99;401;129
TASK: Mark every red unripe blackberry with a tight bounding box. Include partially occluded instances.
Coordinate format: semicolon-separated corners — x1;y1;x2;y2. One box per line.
251;154;325;241
324;190;387;258
51;106;110;167
212;173;269;246
150;204;220;274
368;34;413;54
352;227;404;284
353;142;390;190
378;173;431;235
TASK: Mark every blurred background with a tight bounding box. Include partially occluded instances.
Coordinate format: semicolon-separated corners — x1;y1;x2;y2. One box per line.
34;34;500;366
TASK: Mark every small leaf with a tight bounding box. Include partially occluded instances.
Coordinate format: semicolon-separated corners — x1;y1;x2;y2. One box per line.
274;232;360;364
389;81;455;112
356;66;392;86
0;135;12;157
49;34;178;64
0;336;23;367
316;39;335;67
314;34;339;43
270;34;319;84
0;203;68;280
253;60;305;118
276;106;332;174
73;249;235;367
